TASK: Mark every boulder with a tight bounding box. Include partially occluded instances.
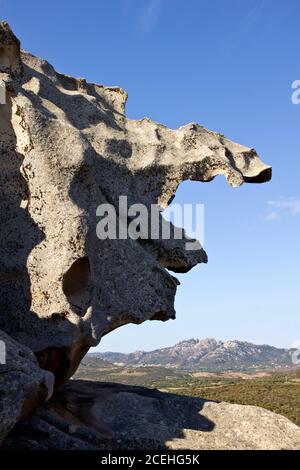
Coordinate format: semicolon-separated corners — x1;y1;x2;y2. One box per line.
0;329;54;444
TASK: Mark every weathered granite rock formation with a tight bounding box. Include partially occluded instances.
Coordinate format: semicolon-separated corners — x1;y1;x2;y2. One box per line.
1;22;290;450
0;22;271;386
3;381;300;450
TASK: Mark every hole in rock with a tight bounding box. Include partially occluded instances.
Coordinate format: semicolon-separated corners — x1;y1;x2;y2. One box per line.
63;257;91;310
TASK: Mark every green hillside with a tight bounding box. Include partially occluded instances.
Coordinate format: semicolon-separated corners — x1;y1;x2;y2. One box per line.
74;364;300;426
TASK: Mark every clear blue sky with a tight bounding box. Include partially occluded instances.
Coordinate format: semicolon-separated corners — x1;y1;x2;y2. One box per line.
2;0;299;350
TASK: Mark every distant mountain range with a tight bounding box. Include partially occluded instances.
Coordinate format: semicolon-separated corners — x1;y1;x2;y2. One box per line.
92;338;294;371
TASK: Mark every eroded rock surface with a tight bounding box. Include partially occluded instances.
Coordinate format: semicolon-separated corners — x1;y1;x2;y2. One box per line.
0;329;54;444
0;22;271;385
3;381;300;450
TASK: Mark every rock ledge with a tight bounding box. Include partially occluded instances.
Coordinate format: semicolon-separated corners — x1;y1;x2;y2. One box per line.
3;380;300;450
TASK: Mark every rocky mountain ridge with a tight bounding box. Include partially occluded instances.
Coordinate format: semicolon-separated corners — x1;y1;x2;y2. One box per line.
96;338;293;370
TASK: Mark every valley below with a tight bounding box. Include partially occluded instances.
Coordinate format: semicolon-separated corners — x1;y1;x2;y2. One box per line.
74;339;300;427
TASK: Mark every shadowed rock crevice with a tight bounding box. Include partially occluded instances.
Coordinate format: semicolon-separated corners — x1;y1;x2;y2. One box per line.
0;86;43;338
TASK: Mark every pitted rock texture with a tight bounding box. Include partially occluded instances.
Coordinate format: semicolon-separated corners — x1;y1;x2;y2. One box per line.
0;22;271;385
2;381;300;450
0;329;54;443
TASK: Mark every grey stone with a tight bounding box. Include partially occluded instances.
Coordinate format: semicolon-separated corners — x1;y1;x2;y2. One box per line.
0;329;54;443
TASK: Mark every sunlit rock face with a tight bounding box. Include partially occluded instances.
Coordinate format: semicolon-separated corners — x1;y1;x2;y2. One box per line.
0;22;271;385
